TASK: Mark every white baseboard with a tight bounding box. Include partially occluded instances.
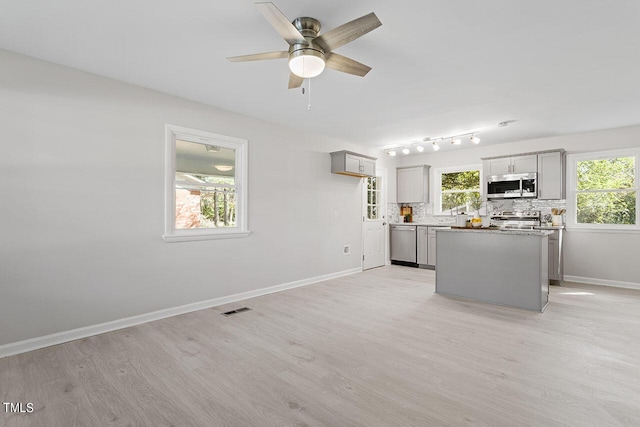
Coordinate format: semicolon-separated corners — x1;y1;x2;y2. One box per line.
0;267;361;359
564;275;640;291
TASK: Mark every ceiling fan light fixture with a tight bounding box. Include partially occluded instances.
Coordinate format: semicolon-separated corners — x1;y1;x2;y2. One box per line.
289;49;325;78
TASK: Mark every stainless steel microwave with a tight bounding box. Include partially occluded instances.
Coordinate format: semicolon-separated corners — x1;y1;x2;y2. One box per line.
486;172;537;199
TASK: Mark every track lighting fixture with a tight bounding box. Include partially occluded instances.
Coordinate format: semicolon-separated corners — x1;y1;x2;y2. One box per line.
426;129;483;150
386;123;501;156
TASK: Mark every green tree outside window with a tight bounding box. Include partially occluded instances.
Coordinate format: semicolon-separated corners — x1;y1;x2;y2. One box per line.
576;157;636;225
441;170;480;213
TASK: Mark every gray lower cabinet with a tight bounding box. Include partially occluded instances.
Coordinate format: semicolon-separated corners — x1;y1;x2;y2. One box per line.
428;228;437;266
436;229;549;312
427;226;450;267
417;226;429;265
548;229;564;284
417;226;448;268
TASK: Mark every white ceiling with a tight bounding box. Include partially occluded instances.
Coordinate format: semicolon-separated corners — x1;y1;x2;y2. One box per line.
2;1;639;153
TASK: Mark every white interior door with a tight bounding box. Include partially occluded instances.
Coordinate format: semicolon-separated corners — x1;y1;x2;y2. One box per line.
363;171;386;270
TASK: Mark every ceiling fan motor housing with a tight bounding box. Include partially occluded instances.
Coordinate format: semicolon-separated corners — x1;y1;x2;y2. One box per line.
288;17;325;78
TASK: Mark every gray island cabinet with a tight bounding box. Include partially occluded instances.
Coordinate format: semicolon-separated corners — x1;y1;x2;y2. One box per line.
435;228;552;312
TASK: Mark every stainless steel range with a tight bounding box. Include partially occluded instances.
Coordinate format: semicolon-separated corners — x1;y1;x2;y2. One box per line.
491;211;541;229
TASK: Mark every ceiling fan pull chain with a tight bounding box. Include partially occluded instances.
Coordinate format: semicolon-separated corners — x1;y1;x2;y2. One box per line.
307;77;312;111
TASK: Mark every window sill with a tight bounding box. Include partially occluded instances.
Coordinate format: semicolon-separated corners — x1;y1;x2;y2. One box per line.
163;230;251;242
566;227;640;234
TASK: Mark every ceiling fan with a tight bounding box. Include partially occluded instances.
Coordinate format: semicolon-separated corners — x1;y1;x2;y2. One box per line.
226;2;382;89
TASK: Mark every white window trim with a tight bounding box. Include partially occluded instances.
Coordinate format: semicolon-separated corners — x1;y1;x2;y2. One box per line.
566;147;640;231
433;164;483;215
163;124;250;242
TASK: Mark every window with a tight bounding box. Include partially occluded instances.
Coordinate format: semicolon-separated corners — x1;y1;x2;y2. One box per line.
164;125;249;242
568;149;639;230
434;165;482;215
365;176;381;220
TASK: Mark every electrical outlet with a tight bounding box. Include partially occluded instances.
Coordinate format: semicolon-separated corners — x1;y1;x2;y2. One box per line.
343;245;350;255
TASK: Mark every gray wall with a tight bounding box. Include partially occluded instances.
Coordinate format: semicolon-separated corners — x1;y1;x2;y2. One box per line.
0;50;388;346
396;125;640;286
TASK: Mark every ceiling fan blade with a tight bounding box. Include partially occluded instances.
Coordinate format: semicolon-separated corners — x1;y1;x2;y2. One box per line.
324;52;371;77
314;12;381;52
255;2;308;46
226;51;288;62
288;72;304;89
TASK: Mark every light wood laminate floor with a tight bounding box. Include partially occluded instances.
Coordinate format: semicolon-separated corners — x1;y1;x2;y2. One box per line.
2;266;640;426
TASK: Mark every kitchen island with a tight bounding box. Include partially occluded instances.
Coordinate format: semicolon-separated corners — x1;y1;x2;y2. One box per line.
435;228;553;312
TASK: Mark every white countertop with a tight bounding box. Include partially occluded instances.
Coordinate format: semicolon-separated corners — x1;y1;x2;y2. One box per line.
390;223;565;230
389;222;453;226
439;228;554;236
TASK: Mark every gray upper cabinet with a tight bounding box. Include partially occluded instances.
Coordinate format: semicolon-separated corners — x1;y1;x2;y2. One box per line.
512;155;538;174
537;150;566;199
397;165;430;203
483;154;538;176
484;157;511;175
330;151;376;178
482;149;566;200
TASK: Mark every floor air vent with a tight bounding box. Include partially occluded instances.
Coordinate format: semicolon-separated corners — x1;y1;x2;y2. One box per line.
222;307;252;316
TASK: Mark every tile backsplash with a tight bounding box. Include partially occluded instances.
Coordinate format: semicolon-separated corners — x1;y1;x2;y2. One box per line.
388;202;456;224
389;199;566;224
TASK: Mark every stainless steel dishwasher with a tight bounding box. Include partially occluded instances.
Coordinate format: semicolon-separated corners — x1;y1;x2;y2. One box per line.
390;225;417;266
